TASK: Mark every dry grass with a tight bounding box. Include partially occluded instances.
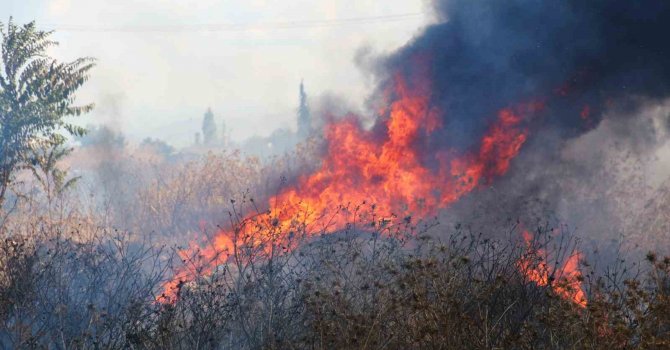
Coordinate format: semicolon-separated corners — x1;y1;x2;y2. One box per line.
0;147;668;349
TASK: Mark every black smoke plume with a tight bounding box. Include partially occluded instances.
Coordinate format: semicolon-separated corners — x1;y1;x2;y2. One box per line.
372;0;670;251
381;0;670;148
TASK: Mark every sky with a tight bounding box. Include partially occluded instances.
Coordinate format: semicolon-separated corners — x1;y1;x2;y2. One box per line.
1;0;432;146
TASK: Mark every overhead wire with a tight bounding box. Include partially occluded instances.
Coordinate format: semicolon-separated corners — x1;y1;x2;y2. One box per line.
42;12;427;33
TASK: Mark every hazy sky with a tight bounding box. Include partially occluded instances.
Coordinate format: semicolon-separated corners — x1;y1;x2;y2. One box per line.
1;0;431;146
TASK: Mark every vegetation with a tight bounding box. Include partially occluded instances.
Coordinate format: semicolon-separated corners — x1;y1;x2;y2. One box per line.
0;19;94;207
0;20;669;350
297;80;312;139
1;198;669;349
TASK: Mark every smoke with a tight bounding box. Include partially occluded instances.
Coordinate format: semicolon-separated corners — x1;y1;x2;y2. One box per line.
380;0;670;145
366;0;670;249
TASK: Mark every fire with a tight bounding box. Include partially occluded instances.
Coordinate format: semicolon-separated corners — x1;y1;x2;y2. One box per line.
518;230;587;307
159;73;542;302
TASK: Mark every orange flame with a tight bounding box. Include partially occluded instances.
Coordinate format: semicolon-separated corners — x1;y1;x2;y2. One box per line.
518;230;587;307
159;74;543;302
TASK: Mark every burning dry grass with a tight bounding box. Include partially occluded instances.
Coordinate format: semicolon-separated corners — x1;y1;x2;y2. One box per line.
151;213;670;349
0;198;669;348
0;143;669;348
0;107;668;348
1;2;668;347
171;217;670;350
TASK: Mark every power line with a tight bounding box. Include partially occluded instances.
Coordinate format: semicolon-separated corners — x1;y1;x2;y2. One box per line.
43;12;427;33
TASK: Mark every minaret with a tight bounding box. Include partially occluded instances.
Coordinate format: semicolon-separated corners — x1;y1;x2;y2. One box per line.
202;107;217;145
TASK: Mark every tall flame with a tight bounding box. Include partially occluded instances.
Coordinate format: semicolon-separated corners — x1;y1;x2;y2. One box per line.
159;73;543;302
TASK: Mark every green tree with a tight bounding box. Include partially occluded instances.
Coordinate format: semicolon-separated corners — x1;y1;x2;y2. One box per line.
297;79;312;139
140;137;174;157
28;143;79;210
0;19;94;207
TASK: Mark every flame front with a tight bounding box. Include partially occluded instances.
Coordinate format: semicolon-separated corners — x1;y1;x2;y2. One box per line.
160;74;542;302
518;230;587;307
